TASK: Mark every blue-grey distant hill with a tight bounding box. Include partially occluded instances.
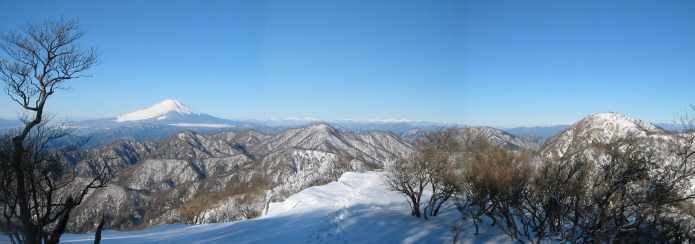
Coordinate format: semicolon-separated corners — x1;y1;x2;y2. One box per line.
502;125;570;138
0;118;22;128
654;123;683;132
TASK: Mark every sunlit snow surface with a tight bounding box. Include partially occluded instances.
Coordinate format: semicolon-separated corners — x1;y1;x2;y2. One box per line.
1;172;510;243
115;99;200;122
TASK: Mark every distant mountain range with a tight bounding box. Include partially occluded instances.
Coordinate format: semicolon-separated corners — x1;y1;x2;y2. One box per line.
59;100;264;148
1;99;683;149
0;118;22;128
654;123;683;132
72;99;253;128
59;100;448;148
60;109;686;233
500;125;571;138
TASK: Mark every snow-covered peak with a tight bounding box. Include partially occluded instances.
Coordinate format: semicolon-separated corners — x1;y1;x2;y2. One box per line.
305;122;334;131
116;99;201;122
578;112;661;134
540;112;668;159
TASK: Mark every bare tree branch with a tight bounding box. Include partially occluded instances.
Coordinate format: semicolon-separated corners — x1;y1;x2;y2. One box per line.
0;18;106;244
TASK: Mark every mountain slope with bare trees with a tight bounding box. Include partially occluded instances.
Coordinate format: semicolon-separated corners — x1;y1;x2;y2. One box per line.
65;123;414;232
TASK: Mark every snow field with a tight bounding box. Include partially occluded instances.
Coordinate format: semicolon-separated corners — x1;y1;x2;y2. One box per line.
1;171;511;243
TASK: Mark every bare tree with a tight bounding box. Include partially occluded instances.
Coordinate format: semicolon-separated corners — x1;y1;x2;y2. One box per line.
235;193;261;220
419;127;459;219
385;127;461;219
453;138;528;236
384;157;427;218
509;135;695;243
515;154;592;243
327;155;353;181
0;18;109;243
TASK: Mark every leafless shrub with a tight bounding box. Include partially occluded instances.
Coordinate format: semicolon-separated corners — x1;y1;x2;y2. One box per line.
452;137;532;240
450;126;695;243
327;155;353;181
177;175;274;224
385;127;461;219
494;136;695;243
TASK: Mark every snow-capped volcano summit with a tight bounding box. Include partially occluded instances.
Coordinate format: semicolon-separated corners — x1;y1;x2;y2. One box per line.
108;99;248;128
116;99;200;122
65;100;258;148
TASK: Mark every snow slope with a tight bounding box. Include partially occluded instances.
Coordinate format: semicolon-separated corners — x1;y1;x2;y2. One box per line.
2;172;510;244
116;99;200;122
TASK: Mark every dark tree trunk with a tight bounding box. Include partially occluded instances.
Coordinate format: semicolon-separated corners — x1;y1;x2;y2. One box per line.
11;136;36;244
94;215;106;244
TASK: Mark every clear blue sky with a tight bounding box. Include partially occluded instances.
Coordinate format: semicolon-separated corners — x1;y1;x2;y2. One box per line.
1;0;694;127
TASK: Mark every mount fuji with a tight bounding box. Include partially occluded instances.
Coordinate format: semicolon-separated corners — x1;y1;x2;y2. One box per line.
115;99;202;122
111;99;237;127
65;100;259;148
72;99;253;128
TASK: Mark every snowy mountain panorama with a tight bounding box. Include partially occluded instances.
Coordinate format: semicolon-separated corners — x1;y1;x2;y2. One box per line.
2;110;695;243
4;5;695;244
49;99;583;150
56;123;415;234
62;99;453;149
